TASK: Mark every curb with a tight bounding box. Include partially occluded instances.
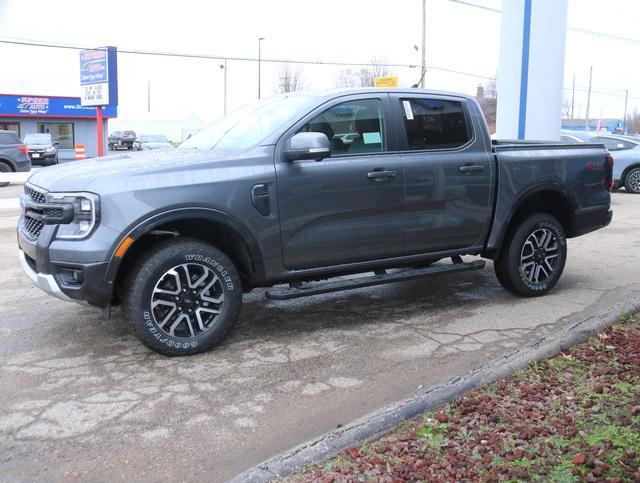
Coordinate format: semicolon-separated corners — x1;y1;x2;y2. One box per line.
232;296;640;482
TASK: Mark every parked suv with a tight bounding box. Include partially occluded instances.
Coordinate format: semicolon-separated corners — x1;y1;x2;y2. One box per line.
23;133;58;166
18;89;613;356
108;130;137;150
0;130;31;186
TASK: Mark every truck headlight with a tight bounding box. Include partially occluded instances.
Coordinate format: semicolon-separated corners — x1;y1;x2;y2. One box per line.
45;192;99;239
45;146;56;154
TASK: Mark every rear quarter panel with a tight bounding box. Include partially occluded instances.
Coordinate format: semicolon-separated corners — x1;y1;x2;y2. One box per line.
486;143;611;251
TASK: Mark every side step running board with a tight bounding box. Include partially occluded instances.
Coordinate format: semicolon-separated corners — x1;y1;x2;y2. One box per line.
265;259;486;301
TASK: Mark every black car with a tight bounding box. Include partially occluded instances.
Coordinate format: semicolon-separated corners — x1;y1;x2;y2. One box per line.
0;130;31;186
108;130;137;150
23;133;58;166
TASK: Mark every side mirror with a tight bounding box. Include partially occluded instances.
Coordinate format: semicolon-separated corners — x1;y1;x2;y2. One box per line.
53;142;59;146
284;132;331;162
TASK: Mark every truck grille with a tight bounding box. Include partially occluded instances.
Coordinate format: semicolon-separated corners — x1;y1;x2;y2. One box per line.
24;185;46;203
21;184;47;240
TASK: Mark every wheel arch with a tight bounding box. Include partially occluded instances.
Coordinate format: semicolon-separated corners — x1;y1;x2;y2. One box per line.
104;207;265;304
484;184;578;259
0;157;16;171
621;162;640;184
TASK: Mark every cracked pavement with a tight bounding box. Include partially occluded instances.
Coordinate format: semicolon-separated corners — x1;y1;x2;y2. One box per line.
0;193;638;482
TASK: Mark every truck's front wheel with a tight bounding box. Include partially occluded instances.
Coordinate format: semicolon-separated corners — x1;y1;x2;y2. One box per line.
122;239;242;356
494;213;567;297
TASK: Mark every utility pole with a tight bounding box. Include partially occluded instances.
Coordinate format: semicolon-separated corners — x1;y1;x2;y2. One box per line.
258;37;265;99
147;80;151;113
420;0;426;88
220;60;227;115
570;73;575;119
584;66;593;132
623;89;629;134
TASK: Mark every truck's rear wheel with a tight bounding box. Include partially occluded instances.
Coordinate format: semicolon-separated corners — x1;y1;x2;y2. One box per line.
624;167;640;194
122;239;242;356
494;213;567;297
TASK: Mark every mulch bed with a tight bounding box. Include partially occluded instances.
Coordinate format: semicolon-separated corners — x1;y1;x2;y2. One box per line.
297;313;640;482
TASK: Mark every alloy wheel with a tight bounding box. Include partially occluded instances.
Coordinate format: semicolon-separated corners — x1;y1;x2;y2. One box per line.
519;228;560;284
150;263;224;338
628;169;640;193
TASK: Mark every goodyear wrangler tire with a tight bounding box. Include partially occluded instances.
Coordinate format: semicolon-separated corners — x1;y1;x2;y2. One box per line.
494;213;567;297
122;238;242;356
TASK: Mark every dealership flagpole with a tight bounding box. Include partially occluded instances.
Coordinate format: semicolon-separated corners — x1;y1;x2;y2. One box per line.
96;106;104;157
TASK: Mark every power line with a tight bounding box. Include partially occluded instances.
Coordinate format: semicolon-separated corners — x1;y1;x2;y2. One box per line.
1;36;637;102
0;37;496;80
448;0;640;46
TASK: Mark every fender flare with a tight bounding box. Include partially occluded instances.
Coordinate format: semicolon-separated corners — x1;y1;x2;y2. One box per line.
486;182;578;257
102;206;265;298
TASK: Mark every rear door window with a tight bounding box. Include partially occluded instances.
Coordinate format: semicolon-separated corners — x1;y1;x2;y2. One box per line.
400;98;471;150
0;132;20;144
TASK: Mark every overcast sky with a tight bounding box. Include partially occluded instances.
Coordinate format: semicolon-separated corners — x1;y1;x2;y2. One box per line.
0;0;638;125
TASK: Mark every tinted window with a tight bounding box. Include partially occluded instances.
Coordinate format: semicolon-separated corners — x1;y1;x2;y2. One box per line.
400;98;471;150
0;132;20;144
298;98;385;156
593;137;635;151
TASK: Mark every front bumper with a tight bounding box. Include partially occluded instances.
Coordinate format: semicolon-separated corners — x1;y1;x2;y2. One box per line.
18;249;73;302
29;153;56;164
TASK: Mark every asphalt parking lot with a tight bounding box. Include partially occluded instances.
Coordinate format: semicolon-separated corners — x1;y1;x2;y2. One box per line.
1;191;639;482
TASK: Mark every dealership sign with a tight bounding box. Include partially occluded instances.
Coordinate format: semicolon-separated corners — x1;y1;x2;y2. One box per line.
79;47;118;107
0;94;117;118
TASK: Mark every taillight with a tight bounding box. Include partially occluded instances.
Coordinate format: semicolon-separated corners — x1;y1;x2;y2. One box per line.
605;155;614;191
17;145;28;155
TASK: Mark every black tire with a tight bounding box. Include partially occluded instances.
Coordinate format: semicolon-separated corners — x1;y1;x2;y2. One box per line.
122;238;242;356
0;162;11;187
494;213;567;297
623;166;640;194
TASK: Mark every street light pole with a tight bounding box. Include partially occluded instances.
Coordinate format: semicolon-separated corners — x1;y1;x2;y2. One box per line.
420;0;426;88
220;60;227;115
258;37;265;99
623;89;629;134
584;66;593;132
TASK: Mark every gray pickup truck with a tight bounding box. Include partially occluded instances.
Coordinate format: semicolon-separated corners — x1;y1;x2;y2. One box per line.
17;89;613;356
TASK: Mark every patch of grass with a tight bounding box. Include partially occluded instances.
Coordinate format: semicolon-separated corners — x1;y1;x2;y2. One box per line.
416;423;448;450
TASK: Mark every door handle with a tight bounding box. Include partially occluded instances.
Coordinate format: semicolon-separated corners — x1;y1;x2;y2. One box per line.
459;164;484;173
367;169;396;181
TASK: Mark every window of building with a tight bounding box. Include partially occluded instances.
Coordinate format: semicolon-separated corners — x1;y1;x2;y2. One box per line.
37;122;74;149
298;98;385;156
0;122;20;137
400;98;471;150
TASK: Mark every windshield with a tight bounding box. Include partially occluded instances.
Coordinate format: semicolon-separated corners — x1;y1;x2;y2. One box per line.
24;133;51;144
180;94;317;151
141;135;169;143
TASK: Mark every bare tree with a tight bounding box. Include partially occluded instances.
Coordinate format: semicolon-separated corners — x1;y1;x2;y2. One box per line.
358;56;391;87
276;63;305;93
336;69;361;88
627;108;640;134
476;78;497;134
336;56;392;88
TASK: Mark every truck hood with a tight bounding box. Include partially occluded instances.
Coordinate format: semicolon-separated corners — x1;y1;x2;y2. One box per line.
27;148;232;192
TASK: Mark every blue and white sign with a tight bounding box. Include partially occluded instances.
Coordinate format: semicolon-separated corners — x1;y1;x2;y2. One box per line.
79;47;118;107
0;94;117;118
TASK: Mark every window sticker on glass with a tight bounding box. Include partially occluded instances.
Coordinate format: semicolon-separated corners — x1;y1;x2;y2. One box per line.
363;132;382;144
403;100;414;120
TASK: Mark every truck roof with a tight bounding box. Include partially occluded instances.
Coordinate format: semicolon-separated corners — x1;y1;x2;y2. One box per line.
285;87;477;102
